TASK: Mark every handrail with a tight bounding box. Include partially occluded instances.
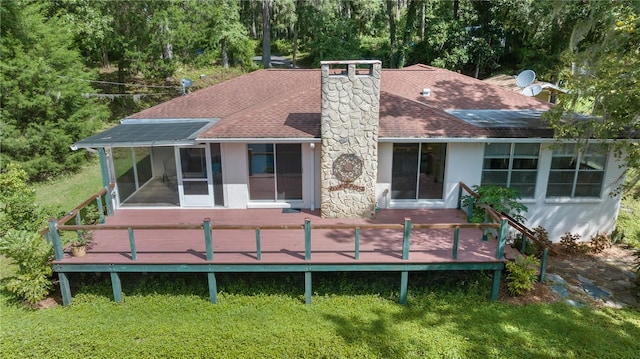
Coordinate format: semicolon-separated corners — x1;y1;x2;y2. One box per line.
40;182;115;238
458;181;555;256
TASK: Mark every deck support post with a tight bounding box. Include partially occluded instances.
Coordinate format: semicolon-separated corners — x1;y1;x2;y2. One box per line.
402;218;411;260
491;269;501;301
399;271;408;304
520;235;527;254
204;218;213;260
207;272;217;304
466;197;475;222
539;248;548;282
354;227;360;260
255;229;262;260
98;148;114;217
128;228;137;260
495;218;507;259
304;219;311;260
482;229;488;242
110;272;122;303
48;219;64;261
58;272;72;306
96;196;105;224
305;272;312;304
452;227;459;259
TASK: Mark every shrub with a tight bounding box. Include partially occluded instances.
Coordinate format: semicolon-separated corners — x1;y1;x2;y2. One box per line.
590;232;612;254
462;185;528;223
505;254;540;296
533;226;552;248
0;230;53;305
559;232;588;255
512;235;539;257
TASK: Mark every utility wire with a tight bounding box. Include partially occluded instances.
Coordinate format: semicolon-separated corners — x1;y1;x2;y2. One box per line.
58;75;181;89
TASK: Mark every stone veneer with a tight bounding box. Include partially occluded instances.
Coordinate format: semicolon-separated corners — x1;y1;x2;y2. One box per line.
320;60;381;218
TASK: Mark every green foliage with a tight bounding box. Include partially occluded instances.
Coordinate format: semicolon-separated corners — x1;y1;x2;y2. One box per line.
505;254;540;296
463;185;528;223
0;231;53;304
0;0;108;181
0;163;50;235
589;232;612;254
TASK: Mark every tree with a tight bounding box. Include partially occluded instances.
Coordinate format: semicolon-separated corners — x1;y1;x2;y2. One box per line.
0;0;109;181
546;3;640;180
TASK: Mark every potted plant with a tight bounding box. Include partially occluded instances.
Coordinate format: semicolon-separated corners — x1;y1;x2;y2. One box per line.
70;230;92;257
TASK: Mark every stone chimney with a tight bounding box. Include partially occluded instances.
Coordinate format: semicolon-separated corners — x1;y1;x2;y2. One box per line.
320;60;381;218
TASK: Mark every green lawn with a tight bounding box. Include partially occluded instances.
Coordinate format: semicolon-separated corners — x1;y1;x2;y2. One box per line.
1;272;639;358
33;160;102;213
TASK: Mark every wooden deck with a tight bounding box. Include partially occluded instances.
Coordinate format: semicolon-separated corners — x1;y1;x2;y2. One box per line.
55;208;502;265
50;208;509;306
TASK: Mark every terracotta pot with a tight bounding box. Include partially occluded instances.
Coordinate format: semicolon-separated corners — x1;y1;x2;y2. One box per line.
71;245;87;257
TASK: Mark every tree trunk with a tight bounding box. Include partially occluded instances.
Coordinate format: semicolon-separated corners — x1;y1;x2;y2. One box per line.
262;0;271;68
250;0;257;38
101;44;110;69
221;38;229;69
453;0;459;20
421;1;425;40
387;1;397;68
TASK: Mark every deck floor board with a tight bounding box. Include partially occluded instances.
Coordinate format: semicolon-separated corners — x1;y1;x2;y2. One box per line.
54;209;506;266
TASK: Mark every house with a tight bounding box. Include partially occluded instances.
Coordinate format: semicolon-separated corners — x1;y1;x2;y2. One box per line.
73;60;626;242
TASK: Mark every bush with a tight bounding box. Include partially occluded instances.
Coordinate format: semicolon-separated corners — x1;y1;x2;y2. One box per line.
0;163;50;235
559;232;588;255
0;230;53;305
590;232;612;254
462;185;528;223
505;254;540;296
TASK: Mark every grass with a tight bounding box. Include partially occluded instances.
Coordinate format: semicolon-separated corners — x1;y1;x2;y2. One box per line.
33;160;102;213
1;271;639;358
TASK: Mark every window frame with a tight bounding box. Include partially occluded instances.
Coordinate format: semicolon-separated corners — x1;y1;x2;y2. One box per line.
546;143;607;198
481;143;540;198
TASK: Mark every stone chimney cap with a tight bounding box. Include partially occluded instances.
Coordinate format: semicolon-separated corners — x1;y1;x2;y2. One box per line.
320;60;381;65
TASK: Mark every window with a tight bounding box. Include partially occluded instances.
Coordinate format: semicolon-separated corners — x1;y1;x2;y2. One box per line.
391;143;446;200
546;143;607;198
248;144;302;201
481;143;539;197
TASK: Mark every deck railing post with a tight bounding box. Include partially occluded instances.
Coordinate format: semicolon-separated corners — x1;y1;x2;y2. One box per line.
467;197;475;222
482;228;488;242
255;228;262;260
128;228;137;260
98;148;114;217
204;218;213;261
495;218;508;259
402;218;411;260
457;183;463;209
520;234;527;254
304;218;311;260
48;218;64;261
354;227;360;260
452;227;460;259
75;212;82;240
539;248;549;282
95;195;105;224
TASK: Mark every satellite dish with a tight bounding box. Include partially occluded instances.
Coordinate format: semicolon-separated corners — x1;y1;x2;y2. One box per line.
515;70;536;88
522;84;542;97
180;78;192;96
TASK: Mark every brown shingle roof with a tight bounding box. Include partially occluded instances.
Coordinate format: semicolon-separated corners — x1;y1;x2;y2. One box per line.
127;64;554;140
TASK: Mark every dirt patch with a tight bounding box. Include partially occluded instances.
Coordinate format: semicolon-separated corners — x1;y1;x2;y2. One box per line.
501;244;639;307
